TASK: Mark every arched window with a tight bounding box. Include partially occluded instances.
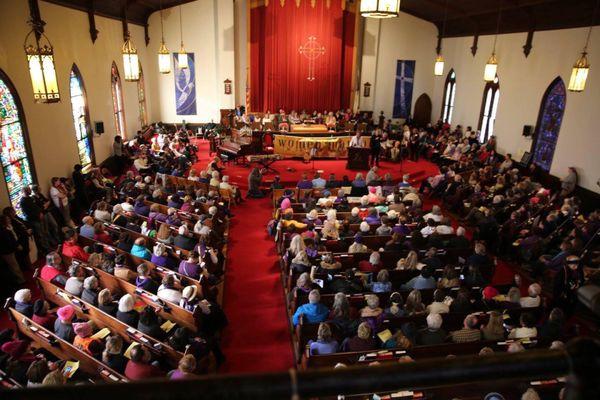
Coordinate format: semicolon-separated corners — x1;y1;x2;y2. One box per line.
111;62;126;138
0;69;36;217
69;65;95;168
531;77;566;171
137;66;148;127
441;69;456;123
478;75;500;143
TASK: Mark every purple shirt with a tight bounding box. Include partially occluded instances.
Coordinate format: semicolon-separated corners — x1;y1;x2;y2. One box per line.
297;180;313;189
178;260;200;279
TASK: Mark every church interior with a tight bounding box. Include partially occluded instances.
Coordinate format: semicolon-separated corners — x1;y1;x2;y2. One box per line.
0;0;600;398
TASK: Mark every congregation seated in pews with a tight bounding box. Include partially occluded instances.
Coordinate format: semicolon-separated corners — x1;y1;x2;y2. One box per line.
1;122;241;386
269;160;593;374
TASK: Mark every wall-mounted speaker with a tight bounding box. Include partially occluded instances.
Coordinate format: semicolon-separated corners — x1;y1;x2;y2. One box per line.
522;125;534;137
94;121;104;135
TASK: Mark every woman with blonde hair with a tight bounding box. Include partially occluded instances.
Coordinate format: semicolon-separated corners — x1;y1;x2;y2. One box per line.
308;322;338;355
360;294;383;318
287;235;306;258
404;289;426;315
397;250;418;270
322;219;340;240
169;354;198;380
344;322;377;352
480;311;505;341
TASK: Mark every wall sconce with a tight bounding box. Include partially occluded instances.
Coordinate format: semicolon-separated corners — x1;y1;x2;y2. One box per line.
363;82;371;98
224;79;232;95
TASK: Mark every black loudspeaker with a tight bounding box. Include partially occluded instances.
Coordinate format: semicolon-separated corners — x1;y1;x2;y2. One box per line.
522;125;534;137
94;121;104;135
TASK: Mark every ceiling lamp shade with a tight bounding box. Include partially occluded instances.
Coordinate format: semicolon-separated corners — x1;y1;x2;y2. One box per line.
158;42;171;74
434;54;445;76
24;29;59;103
484;53;498;82
178;45;188;69
177;5;188;69
157;3;171;74
360;0;400;19
568;52;590;92
122;37;140;81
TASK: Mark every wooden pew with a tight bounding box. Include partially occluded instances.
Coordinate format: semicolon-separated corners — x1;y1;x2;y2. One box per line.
8;308;128;383
301;337;544;370
76;235;214;301
0;368;22;388
37;278;184;368
63;257;198;333
294;305;541;364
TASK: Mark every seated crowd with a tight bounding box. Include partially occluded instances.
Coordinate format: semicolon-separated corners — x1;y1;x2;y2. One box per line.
1;123;233;385
271;122;598;395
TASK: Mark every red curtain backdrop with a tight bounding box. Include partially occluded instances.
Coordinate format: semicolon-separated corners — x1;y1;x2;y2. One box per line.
250;1;356;112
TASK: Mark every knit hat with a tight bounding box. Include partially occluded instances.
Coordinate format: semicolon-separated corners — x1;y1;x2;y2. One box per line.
354;233;363;243
280;198;291;211
73;322;92;338
182;285;198;302
283;189;294;198
14;288;31;303
482;286;500;300
57;305;76;322
1;340;29;358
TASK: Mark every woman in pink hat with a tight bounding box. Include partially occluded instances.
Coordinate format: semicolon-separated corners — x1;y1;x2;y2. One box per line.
54;305;76;342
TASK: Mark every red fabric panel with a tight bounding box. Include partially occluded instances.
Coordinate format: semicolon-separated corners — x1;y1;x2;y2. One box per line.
249;2;355;112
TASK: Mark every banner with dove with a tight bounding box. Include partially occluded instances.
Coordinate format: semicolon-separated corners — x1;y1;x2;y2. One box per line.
173;53;197;115
393;60;415;119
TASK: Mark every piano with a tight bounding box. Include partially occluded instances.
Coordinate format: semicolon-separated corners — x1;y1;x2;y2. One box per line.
217;129;263;163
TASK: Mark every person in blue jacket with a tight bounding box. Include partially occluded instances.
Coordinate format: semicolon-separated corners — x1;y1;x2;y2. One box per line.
131;237;152;260
292;289;329;326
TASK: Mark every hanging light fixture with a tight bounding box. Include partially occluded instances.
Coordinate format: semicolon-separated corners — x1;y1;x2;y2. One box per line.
568;0;599;92
434;0;448;76
122;35;140;81
23;15;59;103
177;5;188;69
360;0;400;19
157;0;171;74
484;7;502;82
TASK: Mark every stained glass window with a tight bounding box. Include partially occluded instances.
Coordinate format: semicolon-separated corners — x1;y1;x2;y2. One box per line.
532;77;566;171
441;70;456;124
0;71;35;217
111;62;127;138
138;66;148;127
69;65;94;168
478;75;500;143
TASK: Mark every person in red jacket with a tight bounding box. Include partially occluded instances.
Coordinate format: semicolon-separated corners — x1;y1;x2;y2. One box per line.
39;252;68;286
61;229;89;262
124;345;163;380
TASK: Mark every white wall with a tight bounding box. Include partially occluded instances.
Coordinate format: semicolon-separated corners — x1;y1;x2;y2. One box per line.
431;28;600;192
147;0;236;123
359;11;438;120
0;0;156;208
